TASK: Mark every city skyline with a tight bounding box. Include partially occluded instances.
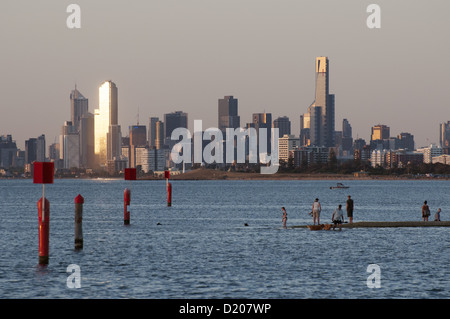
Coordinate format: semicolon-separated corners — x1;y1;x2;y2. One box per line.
1;1;449;149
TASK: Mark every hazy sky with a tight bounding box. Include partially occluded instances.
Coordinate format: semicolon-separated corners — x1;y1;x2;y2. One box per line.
1;0;449;149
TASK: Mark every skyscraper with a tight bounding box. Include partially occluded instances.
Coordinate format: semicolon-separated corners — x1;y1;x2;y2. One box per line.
164;111;187;147
218;96;240;133
250;112;272;155
61;121;80;169
95;80;120;166
302;57;335;147
440;121;450;148
371;124;390;141
25;138;37;164
148;117;159;148
129;125;147;147
155;120;165;150
36;134;46;162
70;86;89;131
341;119;353;153
273;116;291;137
80;113;95;168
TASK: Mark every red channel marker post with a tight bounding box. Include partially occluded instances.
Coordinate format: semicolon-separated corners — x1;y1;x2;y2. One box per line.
74;194;84;250
33;162;54;265
124;168;136;225
165;170;172;207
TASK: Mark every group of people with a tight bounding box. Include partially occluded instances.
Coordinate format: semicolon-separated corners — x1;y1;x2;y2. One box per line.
281;195;354;231
311;196;353;230
421;201;442;222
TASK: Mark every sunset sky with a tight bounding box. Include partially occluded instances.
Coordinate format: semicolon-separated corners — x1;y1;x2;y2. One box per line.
1;0;449;149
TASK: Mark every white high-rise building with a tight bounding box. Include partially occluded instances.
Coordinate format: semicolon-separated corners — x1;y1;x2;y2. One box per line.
416;144;443;164
278;134;300;163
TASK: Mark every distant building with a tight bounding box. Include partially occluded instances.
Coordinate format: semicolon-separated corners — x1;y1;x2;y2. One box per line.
432;154;450;165
129;125;147;148
36;134;46;162
148;117;159;148
0;135;18;168
278;134;299;163
416;144;443;164
61;121;80;169
371;124;390;142
440;121;450;148
396;132;415;151
371;149;423;168
164;111;188;147
25;138;37;164
273;116;291;138
80;113;95;168
301;57;335;147
70;86;89;132
293;146;329;167
95;80;120;166
218;96;240;133
250;112;273;156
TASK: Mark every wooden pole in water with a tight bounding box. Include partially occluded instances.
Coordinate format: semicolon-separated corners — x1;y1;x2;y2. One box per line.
74;194;84;249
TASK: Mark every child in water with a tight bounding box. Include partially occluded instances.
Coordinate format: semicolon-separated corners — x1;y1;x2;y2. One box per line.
282;207;287;228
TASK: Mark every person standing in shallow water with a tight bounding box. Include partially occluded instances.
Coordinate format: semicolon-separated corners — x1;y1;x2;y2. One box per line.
281;207;287;228
346;195;354;224
312;198;321;225
422;201;430;221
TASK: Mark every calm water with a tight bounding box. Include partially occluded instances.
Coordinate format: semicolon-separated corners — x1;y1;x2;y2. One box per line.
0;178;449;299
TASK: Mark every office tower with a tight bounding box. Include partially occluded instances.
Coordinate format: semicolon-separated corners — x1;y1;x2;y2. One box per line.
129;125;147;147
164;111;188;139
342;119;352;138
299;114;310;146
60;121;80;169
25;138;37;164
148;117;159;147
155;120;165;150
371;124;390;141
218;96;240;133
0;135;18;168
107;124;122;162
164;111;187;148
440;121;450;148
302;57;335;147
341;119;353;153
36;134;46;162
70;86;89;131
251;112;272;154
396;132;415;151
95;80;119;166
273;116;291;138
48;143;60;161
80;113;95;168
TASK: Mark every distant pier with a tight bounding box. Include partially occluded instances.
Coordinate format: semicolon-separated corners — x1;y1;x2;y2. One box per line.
292;221;450;229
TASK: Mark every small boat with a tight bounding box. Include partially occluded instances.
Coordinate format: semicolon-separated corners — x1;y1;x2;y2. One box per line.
330;183;349;189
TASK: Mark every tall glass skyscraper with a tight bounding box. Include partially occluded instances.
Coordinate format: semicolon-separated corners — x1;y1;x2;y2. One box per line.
95;81;120;166
70;86;89;131
303;57;335;147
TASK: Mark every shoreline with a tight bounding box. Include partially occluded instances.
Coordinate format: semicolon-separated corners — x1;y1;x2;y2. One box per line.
2;170;450;181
